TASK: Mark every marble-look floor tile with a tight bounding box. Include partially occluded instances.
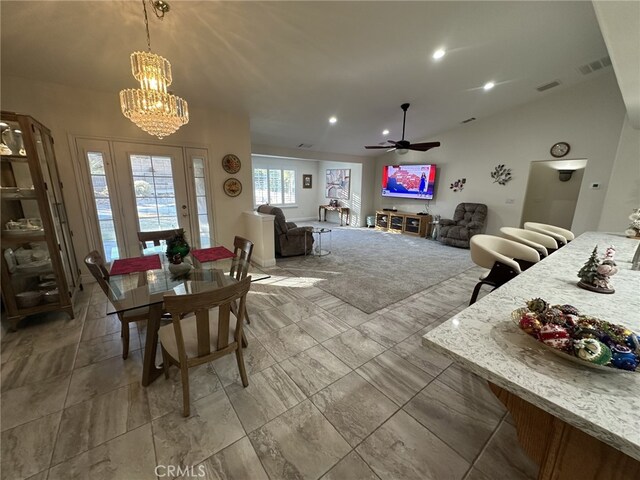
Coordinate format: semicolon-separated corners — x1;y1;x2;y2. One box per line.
65;350;143;407
356;313;422;348
313;294;345;310
1;411;61;480
227;364;306;433
437;363;505;414
75;330;137;368
322;329;386;369
357;410;469;480
279;344;351;396
189;437;269;480
312;372;397;447
48;424;157;480
147;362;221;419
413;297;458;318
23;470;48;480
330;303;374;327
5;323;82;362
1;344;76;392
320;451;379;480
392;333;452;376
356;350;433;406
1;373;69;431
153;389;245;471
464;467;492;480
249;400;351;480
404;379;504;462
80;314;123;341
473;421;538;480
85;302;108;321
257;324;317;362
296;286;328;302
297;312;350;342
212;334;276;387
277;298;325;322
246;306;294;336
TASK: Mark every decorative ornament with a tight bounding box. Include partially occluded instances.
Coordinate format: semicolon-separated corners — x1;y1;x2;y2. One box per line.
223;178;242;197
539;324;571;350
490;164;512;185
449;178;466;192
519;313;542;336
165;228;190;261
625;208;640;238
526;297;548;314
577;245;617;294
610;346;639;371
222;154;241;174
574;339;612;365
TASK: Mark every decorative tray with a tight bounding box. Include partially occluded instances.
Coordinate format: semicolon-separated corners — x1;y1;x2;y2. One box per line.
511;298;639;373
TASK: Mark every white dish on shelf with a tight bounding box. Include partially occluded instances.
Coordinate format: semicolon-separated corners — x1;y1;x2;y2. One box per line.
43;289;59;303
15;260;51;272
16;291;42;308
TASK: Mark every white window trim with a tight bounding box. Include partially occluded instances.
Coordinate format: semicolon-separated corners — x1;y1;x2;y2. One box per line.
253;167;297;207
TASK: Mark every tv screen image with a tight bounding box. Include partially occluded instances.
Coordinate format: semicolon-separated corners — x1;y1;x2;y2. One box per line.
382;164;436;200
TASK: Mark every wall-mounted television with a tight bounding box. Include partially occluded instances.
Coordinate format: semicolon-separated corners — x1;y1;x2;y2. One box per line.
381;164;437;200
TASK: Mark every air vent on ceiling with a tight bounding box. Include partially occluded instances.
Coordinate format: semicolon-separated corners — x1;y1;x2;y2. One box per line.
578;56;611;75
297;143;313;149
461;117;476;124
536;80;561;92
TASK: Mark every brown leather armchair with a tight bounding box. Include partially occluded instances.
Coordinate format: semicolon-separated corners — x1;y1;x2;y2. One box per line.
257;205;314;256
437;203;488;248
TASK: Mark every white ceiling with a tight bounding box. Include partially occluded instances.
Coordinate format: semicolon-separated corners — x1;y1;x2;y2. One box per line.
1;1;614;156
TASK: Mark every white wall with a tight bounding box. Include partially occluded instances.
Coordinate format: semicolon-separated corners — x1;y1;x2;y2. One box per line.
251;155;319;221
1;76;253;270
372;73;627;235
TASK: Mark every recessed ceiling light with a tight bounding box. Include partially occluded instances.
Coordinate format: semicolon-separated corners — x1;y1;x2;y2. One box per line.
483;81;495;91
329;116;337;124
432;48;446;60
382;129;389;135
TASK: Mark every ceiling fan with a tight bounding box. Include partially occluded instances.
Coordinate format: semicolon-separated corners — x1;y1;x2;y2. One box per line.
365;103;440;154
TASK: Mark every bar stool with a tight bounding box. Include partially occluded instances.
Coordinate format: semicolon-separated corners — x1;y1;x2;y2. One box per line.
500;227;558;257
524;222;574;247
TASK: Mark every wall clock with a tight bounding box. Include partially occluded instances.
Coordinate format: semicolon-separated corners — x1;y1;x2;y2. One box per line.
550;142;570;158
222;154;241;174
223;178;242;197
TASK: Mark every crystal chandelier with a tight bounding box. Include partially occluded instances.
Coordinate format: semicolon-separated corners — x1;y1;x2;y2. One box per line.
119;0;188;139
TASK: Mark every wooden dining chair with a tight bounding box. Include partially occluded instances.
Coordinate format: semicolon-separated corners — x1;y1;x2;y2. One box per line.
84;251;150;359
230;236;254;324
159;276;252;416
137;229;182;249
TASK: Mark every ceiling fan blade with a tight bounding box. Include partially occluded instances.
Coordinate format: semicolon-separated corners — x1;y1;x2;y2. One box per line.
365;145;396;149
408;141;441;152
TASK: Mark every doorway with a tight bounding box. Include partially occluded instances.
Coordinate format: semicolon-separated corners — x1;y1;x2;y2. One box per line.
521;159;587;230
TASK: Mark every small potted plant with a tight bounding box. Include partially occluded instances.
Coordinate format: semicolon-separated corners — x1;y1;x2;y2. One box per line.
166;229;192;276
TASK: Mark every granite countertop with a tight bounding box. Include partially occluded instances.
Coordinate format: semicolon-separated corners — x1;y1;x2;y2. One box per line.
423;232;640;461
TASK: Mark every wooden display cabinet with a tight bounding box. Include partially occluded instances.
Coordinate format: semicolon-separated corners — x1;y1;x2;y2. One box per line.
1;112;81;329
374;210;431;237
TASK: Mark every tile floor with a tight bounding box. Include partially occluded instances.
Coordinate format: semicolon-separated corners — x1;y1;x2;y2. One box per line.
0;265;539;480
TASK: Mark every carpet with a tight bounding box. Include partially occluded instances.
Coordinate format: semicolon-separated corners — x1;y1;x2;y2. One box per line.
276;224;475;313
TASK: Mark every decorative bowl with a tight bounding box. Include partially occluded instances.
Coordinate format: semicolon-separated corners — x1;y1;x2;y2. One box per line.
43;289;59;303
16;291;43;308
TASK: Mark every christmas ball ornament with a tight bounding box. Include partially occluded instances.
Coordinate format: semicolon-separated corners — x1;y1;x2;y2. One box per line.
625;333;640;352
544;307;565;324
573;324;601;340
610;346;639;371
519;314;543;336
527;298;548;314
574;339;612;366
539;324;570;350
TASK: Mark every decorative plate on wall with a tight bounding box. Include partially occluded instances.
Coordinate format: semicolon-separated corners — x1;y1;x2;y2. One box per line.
222;154;241;174
223;178;242;197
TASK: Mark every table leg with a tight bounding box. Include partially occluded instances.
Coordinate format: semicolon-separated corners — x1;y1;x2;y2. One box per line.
318;206;322;222
339;209;343;226
141;303;164;386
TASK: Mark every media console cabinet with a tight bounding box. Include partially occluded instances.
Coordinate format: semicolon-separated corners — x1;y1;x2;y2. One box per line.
374;210;432;237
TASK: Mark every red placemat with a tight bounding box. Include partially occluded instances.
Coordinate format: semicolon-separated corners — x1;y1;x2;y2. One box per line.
191;246;235;263
110;254;162;276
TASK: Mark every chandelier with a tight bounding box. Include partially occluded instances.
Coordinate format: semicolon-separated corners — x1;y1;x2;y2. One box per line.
119;0;188;139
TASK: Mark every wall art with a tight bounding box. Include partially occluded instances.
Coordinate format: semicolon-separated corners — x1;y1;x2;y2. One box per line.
223;178;242;197
450;178;466;192
303;174;312;189
491;164;512;185
326;169;350;199
222;154;241;174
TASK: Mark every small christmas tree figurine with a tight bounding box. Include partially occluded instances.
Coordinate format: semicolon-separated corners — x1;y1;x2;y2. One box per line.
577;247;599;285
577;245;616;294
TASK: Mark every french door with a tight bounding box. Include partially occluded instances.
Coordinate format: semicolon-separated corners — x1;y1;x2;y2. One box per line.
75;138;212;262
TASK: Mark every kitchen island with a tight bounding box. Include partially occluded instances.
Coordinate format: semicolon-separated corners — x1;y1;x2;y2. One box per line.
423;232;640;479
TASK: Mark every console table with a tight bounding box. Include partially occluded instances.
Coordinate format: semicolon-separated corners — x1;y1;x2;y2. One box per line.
374;211;431;237
319;205;350;226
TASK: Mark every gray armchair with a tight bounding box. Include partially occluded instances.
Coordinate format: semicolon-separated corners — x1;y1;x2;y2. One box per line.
437;203;487;248
257;205;314;257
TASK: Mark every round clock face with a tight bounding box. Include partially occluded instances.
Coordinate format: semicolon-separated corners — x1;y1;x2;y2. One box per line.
550;142;570;158
223;178;242;197
222;154;241;174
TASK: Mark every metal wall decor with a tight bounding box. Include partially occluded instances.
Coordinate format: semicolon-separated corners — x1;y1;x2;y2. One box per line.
450;178;466;192
491;164;512;185
223;178;242;197
222;154;241;174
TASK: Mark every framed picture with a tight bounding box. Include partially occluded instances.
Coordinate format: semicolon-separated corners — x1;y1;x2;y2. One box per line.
325;168;350;199
302;174;312;189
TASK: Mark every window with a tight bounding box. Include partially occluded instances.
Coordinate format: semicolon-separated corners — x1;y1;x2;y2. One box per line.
192;157;211;247
87;152;119;262
253;168;296;206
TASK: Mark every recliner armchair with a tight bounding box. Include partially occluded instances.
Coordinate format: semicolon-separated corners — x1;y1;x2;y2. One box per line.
257;205;313;257
437;203;487;248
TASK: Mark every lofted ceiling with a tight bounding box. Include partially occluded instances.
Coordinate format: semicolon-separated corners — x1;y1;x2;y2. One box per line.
1;1;614;156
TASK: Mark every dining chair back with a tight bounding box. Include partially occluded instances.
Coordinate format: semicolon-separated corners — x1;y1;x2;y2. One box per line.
137;229;182;249
84;250;150;359
230;236;254;281
469;235;540;305
500;227;558;257
523;222;574;246
159;276;252;416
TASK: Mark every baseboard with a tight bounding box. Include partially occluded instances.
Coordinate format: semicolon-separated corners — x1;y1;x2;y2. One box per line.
252;254;276;268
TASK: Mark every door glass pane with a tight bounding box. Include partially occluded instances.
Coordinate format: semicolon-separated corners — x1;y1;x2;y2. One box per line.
87;152;119;261
192;157;211;248
269;169;283;204
130;154;179;232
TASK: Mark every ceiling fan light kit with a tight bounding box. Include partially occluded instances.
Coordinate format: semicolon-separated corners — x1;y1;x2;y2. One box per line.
365;103;440;154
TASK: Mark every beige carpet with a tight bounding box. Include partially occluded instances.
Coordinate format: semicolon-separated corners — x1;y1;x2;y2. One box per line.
276;224;475;313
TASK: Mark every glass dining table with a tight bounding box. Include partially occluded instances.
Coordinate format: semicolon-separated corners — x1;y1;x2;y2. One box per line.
106;246;270;386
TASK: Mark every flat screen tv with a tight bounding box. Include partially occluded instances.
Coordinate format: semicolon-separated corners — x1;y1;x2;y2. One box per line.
381;164;437;200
